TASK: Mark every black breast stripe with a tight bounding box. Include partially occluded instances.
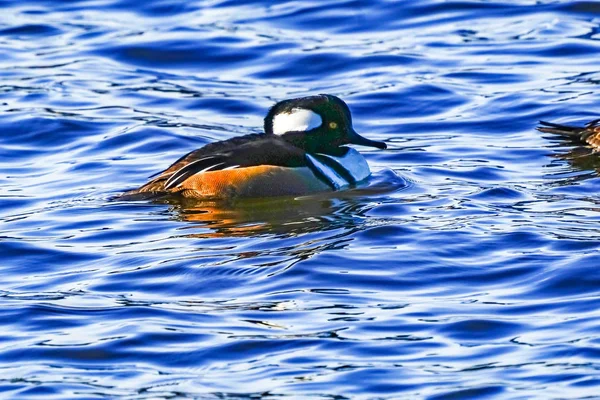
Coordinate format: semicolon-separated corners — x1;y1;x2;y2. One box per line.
305;153;353;190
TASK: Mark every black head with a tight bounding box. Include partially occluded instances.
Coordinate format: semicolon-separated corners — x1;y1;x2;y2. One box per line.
264;94;387;154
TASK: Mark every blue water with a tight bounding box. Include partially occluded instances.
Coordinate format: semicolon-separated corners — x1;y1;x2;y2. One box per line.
1;0;600;398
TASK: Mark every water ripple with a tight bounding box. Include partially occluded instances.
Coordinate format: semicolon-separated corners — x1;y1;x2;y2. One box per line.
1;0;600;398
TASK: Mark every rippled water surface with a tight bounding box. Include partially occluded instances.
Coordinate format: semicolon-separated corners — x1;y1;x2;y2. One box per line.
2;0;600;398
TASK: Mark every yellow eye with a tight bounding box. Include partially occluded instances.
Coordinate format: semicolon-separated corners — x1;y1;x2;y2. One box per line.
329;122;338;129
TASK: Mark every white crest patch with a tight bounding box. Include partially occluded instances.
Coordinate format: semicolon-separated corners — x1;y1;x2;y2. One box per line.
272;108;322;135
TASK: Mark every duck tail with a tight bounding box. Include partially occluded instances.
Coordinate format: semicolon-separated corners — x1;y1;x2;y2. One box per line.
537;120;584;138
537;119;600;146
113;179;169;201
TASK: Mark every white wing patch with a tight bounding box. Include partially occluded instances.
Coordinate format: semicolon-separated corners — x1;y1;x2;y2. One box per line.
272;108;322;135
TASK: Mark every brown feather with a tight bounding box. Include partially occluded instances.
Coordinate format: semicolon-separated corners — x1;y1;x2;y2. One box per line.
119;166;330;200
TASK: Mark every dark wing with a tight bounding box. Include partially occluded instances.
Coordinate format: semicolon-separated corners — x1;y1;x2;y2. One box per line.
149;135;309;190
538;119;600;149
148;133;262;182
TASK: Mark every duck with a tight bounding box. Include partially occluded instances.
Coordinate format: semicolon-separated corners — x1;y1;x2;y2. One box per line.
538;119;600;148
119;94;387;200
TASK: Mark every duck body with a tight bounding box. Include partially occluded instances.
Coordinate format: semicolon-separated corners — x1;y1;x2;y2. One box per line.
120;94;386;200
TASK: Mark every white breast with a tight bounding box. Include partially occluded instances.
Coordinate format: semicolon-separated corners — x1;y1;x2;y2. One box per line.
272;108;322;135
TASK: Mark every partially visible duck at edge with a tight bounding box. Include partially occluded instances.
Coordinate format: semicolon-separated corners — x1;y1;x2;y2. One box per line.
119;94;387;200
538;119;600;148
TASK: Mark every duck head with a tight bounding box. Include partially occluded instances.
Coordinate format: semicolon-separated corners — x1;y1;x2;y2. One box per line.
264;94;387;154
